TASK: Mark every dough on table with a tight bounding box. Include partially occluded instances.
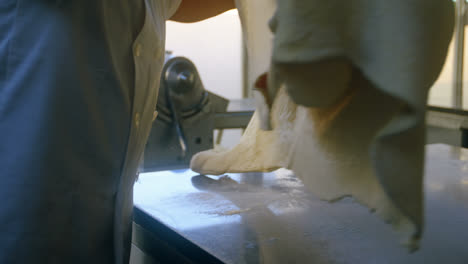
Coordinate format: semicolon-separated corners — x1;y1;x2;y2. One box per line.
191;0;454;250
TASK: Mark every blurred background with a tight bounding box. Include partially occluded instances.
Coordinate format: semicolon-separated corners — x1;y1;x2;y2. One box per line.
165;5;468;147
166;9;468;109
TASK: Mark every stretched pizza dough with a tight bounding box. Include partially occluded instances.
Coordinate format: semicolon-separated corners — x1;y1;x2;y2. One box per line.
191;0;454;250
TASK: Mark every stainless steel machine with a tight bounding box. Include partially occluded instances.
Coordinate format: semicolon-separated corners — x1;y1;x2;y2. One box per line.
142;54;253;172
143;55;227;171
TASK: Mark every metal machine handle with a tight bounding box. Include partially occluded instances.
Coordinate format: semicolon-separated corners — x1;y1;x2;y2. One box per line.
164;81;188;159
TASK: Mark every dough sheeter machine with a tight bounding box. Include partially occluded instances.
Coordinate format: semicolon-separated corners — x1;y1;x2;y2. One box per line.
131;55;468;264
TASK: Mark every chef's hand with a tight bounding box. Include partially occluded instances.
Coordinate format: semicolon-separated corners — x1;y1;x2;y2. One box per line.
170;0;235;23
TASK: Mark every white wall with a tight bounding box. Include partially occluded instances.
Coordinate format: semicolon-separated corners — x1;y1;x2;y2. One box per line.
429;37;456;108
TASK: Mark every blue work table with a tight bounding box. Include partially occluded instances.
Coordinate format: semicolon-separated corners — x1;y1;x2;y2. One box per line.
132;144;468;264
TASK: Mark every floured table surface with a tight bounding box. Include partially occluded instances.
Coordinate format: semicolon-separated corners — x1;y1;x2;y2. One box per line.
134;144;468;264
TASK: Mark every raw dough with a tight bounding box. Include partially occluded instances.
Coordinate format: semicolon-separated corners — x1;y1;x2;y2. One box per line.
191;0;454;250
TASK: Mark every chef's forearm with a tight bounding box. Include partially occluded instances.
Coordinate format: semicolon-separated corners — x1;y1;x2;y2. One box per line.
170;0;235;23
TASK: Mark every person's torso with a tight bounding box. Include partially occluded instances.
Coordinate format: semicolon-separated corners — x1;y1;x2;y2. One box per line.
0;0;181;263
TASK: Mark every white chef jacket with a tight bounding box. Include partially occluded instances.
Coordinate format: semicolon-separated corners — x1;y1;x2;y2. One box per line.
115;1;182;263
